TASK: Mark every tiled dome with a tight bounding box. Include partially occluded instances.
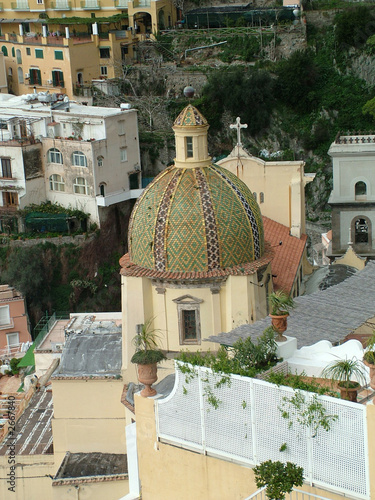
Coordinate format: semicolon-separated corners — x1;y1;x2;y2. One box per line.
128;163;264;274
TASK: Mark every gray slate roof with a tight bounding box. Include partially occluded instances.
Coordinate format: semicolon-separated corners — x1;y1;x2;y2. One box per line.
208;261;375;348
55;452;128;479
56;332;122;377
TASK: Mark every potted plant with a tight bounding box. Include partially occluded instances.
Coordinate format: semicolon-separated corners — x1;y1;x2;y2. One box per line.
363;331;375;390
253;460;304;500
322;358;367;402
268;290;295;341
131;318;166;398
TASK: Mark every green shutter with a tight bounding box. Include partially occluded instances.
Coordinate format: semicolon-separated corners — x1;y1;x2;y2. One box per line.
35;49;43;59
29;69;34;85
11;47;15;57
1;46;7;56
37;69;41;85
52;71;57;86
59;71;64;87
54;50;63;60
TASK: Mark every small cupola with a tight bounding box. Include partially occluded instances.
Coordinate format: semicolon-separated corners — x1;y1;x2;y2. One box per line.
172;104;211;169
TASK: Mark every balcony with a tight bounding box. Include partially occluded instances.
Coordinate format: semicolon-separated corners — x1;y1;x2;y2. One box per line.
11;1;29;10
96;188;143;207
114;0;128;8
80;0;101;9
50;0;71;9
132;0;150;7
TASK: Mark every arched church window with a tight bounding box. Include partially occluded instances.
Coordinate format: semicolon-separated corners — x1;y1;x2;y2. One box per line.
260;192;264;203
355;218;369;244
355;181;367;199
186;137;193;158
173;295;203;345
253;192;257;201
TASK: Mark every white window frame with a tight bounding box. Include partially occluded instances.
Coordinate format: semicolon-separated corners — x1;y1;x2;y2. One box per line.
118;120;125;135
97;156;104;167
100;66;108;76
48;147;63;164
7;332;19;347
173;295;203;345
49;174;65;192
0;305;10;327
72;151;87;167
120;148;127;162
73;177;88;195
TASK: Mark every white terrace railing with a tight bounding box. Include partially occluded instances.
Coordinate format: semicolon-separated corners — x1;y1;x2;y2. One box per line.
156;363;370;500
245;487;336;500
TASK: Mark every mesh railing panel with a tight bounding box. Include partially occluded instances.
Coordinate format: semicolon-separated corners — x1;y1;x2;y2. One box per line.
156;364;369;499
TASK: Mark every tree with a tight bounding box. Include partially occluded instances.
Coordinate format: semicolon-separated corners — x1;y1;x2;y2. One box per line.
201;67;275;136
253;460;304;500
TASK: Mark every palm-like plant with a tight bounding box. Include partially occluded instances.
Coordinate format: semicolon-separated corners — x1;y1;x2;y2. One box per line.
269;290;295;316
322;358;367;389
131;318;166;365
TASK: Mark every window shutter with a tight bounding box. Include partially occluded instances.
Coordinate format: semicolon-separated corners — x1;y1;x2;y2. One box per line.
29;69;34;85
37;69;41;85
52;71;57;86
59;71;64;87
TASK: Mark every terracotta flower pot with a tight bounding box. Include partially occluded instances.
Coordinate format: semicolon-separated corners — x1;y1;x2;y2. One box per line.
269;313;289;341
363;359;375;391
338;382;360;402
137;363;158;397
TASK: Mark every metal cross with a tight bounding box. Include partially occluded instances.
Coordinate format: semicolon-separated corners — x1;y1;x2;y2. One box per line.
230;117;248;147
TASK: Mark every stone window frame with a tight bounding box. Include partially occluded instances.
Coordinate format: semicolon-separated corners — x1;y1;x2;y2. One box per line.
352;215;372;247
173;294;203;345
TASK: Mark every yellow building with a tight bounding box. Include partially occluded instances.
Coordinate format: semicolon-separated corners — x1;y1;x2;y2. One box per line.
0;0;177;98
121;104;273;382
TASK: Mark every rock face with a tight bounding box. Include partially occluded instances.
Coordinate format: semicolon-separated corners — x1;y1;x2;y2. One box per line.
350;53;375;85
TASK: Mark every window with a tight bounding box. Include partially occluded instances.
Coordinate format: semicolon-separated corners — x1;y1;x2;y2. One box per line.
2;192;18;207
129;173;139;189
26;47;31;56
0;158;11;178
7;332;19;347
52;70;64;87
99;47;110;58
29;68;41;85
16;49;22;64
8;67;12;77
173;295;203;345
355;181;367;199
100;66;108;76
0;305;10;326
47;148;63;164
74;177;88;195
11;47;15;57
37;0;43;4
35;49;44;59
253;192;257;201
186;136;193;158
260;192;264;203
49;174;65;191
97;156;103;167
99;183;105;196
355;218;369;244
54;50;64;60
1;46;8;57
118;120;125;135
120;148;127;162
72;151;87;167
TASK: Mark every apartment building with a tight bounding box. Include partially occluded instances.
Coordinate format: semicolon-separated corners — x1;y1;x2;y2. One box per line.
0;0;177;99
0;284;31;352
0;92;142;231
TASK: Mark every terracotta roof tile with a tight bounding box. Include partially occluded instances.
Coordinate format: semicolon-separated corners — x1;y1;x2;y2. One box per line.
263;216;307;293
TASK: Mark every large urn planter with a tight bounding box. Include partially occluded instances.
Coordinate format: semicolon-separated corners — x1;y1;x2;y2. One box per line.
269;313;289;341
363;359;375;391
137;363;158;397
130;318;166;398
338;381;360;402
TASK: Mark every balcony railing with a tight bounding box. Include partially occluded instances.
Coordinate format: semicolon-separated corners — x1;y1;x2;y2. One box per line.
80;0;101;8
132;0;150;7
114;0;128;8
50;0;72;9
11;1;29;9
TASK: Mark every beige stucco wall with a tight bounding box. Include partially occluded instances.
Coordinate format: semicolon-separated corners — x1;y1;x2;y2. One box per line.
218;150;311;238
0;454;55;500
51;379;126;456
134;394;365;500
122;266;271;381
52;478;129;500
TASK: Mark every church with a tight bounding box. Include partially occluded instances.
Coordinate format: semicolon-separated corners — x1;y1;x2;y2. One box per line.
120;104;311;382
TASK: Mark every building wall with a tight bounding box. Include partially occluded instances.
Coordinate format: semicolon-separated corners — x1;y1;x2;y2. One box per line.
0;454;55;500
52;479;129;500
217;151;310;238
51;379;126;456
121;267;270;382
0;52;7;92
134;395;367;500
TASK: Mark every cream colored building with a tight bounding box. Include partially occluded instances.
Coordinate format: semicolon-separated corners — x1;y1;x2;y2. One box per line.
0;93;142;231
121;105;273;382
